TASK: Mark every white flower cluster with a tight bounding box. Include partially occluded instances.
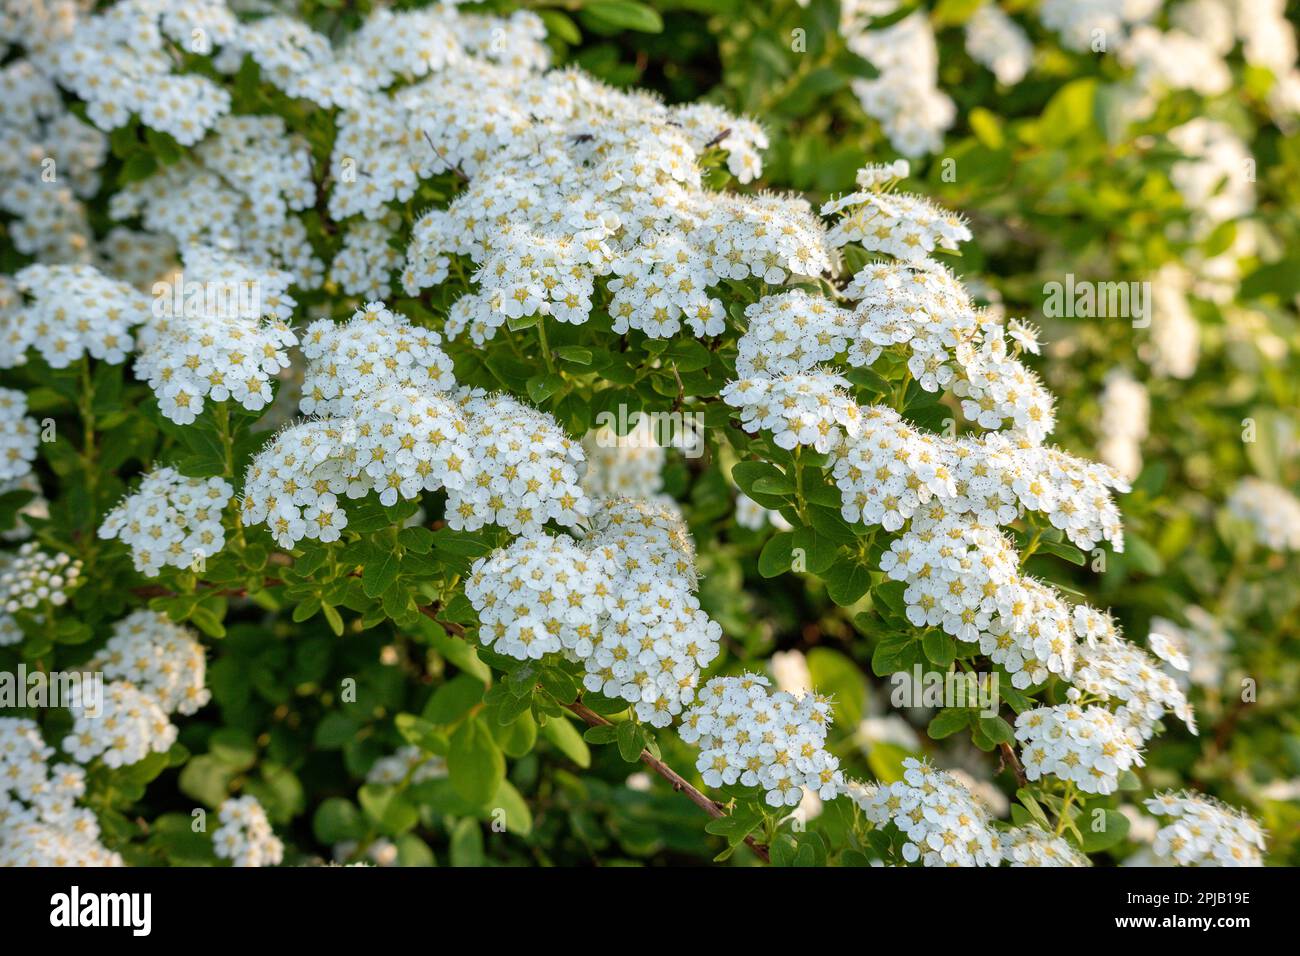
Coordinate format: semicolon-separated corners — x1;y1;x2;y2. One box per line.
0;57;104;263
222;7;548;113
240;418;357;548
1144;791;1266;866
1097;368;1149;482
833;406;1125;550
1121;23;1233;99
1015;695;1145;795
133;246;298;424
882;522;1083;688
0;543;82;646
366;746;447;786
110;116;321;285
824;191;971;263
213;795;283;867
1002;825;1090;867
384;61;806;345
585;496;700;586
98;227;176;290
679;674;842;808
842;260;975;385
1038;0;1155;54
0;820;124;867
1073;635;1198;740
581;419;666;500
98;467;233;575
1040;0;1300;127
467;532;617;662
467;498;721;727
1145;263;1201;378
448;391;588;534
1148;607;1231;691
721;162;1182;769
331;218;405;300
722;372;862;454
1170;119;1248;235
1226;477;1300;552
299;302;455;417
734;290;851;379
91;610;210;716
839;2;955;156
850;757;1002;866
1;263;148;369
55;0;235;145
0;718;121;867
62;679;177;769
951;317;1058;442
837;262;1058;442
0;387;38;482
244;304;588;547
964;3;1033;86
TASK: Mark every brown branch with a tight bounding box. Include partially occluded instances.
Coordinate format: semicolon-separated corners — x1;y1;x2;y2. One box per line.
421;604;771;863
999;741;1028;789
565;699;770;863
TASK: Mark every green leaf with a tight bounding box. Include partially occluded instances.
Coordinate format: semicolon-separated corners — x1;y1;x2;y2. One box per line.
1077;809;1131;853
615;721;644;762
322;604;344;636
922;631;956;668
977;715;1015;745
423;673;486;725
1016;789;1052;828
582;723;619;745
397;526;435;553
538;9;582;45
871;633;919;676
538;667;578;704
792;525;837;575
395;713;448;754
580;0;664;34
526;372;565;404
313;798;365;843
492;709;538;758
825;561;871;606
362;548;401;599
927;708;971;740
555;345;593;365
209;728;257;771
704;804;763;848
758;531;795;578
117;152;157;185
540;716;591;768
359;784;419;836
491;780;534;837
447;716;505;806
449;817;484;866
1038;540;1087;566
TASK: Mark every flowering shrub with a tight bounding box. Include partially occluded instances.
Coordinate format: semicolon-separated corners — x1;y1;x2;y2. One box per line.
0;0;1294;869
